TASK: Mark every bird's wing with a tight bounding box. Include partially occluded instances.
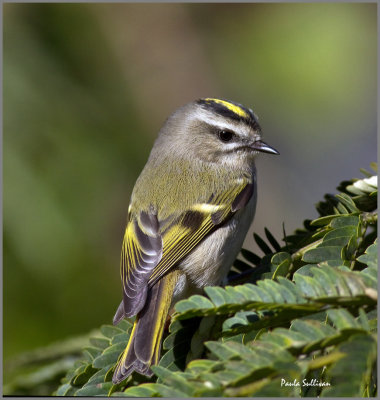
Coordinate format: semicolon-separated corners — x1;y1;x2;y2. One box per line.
117;180;254;319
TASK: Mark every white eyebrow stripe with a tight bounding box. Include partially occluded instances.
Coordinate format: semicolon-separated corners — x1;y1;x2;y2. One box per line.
194;115;238;133
193;107;254;137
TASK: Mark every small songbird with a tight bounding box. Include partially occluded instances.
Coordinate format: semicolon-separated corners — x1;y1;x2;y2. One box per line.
112;98;279;384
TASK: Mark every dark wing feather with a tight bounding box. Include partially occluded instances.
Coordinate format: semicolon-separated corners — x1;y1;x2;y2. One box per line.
119;210;162;318
231;182;254;211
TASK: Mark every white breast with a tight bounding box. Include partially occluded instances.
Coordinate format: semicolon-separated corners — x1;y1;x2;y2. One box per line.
173;189;257;301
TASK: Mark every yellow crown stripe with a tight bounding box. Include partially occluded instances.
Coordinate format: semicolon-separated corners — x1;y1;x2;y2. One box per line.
204;98;249;119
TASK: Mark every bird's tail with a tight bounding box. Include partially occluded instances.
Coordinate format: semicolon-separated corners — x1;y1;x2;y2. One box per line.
112;270;179;384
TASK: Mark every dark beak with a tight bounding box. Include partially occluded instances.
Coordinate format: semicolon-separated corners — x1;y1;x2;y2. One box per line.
252;140;280;155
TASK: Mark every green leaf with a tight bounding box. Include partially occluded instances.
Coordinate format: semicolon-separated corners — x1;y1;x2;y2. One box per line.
207;286;235;306
302;246;343;263
122;383;161;397
293;274;326;298
175;294;214;314
92;342;125;369
357;241;378;269
330;215;359;228
142;382;191;397
89;337;110;349
271;252;291;279
327;309;360;330
322;334;377;397
205;341;242;360
100;325;124;339
311;215;340;226
271;252;291;265
111;332;129;344
151;366;195;395
322;225;356;241
72;364;98;386
335;193;359;212
86;366;111;384
291;320;326;341
82;346;102;362
55;383;74;396
308;267;338;296
186;359;216;374
75;382;114;396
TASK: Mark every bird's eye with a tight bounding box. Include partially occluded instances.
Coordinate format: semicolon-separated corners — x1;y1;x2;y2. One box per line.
217;130;234;142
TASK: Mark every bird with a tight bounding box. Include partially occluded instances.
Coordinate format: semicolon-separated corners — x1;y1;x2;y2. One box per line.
112;97;279;384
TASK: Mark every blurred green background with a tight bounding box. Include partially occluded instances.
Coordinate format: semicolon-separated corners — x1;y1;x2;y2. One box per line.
3;2;376;364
